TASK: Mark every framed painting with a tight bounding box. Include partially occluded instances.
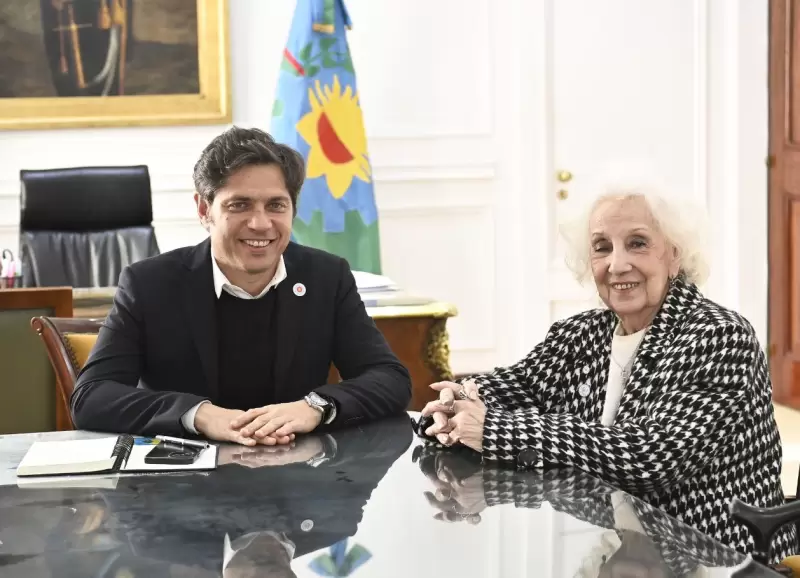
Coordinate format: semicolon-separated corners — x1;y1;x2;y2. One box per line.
0;0;230;130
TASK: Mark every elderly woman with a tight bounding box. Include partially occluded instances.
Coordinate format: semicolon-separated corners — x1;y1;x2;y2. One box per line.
419;187;796;561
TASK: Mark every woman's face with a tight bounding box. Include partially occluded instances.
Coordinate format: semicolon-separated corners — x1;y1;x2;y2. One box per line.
589;197;679;334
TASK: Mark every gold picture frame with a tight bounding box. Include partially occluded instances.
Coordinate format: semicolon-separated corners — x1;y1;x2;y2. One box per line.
0;0;231;130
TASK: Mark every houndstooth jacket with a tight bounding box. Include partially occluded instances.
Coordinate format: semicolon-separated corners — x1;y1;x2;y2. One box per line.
468;275;797;562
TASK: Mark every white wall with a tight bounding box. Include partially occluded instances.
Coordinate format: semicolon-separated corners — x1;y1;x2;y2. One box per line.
0;0;770;379
534;0;770;354
0;1;769;575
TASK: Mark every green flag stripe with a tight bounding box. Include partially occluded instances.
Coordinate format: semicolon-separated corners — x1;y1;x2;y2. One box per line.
293;210;381;274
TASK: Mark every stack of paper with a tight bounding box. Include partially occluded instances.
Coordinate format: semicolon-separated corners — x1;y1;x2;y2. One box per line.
353;271;398;294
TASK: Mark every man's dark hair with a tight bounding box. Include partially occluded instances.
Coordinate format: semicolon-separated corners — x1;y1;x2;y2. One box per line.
192;126;305;215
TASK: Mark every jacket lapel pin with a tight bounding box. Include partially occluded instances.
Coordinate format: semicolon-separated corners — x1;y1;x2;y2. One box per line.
293;282;306;297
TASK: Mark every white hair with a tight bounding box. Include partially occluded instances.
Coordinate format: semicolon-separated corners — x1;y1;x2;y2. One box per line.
559;174;710;287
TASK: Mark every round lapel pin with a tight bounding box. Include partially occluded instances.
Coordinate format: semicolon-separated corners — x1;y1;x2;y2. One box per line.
578;383;590;397
293;282;306;297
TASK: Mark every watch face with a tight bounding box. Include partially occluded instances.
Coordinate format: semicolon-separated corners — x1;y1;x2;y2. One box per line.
309;393;328;407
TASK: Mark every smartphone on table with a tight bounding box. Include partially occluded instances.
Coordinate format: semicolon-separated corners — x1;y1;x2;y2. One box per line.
144;442;203;465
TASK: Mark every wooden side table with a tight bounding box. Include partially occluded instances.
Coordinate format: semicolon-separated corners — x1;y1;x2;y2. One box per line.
368;301;457;411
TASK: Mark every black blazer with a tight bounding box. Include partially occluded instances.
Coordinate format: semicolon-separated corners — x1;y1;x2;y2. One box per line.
70;239;412;436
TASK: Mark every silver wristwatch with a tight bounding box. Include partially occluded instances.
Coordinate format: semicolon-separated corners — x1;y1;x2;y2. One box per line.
304;392;336;424
305;433;338;467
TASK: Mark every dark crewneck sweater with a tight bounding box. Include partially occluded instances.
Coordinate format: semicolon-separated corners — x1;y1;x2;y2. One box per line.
215;290;279;410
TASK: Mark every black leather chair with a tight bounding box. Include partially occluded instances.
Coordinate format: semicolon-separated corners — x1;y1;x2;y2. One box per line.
19;166;160;288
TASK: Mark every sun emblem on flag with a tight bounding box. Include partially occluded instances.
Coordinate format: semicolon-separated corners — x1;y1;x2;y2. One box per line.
296;75;372;199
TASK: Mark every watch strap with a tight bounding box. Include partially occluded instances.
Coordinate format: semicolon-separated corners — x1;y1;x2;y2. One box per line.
306;393;336;424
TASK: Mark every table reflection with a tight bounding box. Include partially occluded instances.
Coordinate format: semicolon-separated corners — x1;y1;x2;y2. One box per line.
0;415;412;577
413;443;780;578
0;415;785;578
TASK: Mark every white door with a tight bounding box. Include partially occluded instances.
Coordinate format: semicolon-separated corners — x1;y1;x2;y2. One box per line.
545;0;704;326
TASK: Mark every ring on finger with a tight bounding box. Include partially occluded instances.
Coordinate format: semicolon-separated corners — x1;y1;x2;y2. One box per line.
457;386;469;400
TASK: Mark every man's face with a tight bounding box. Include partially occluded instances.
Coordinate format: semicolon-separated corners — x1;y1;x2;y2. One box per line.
196;164;294;285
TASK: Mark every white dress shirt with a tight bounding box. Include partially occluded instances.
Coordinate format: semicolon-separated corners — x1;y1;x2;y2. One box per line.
181;251;287;434
211;252;287;300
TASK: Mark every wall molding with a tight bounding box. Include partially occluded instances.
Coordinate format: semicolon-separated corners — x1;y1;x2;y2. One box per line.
149;202;493;226
1;200;493;226
0;164;496;200
379;202;493;217
366;130;495;141
0;203;495;229
372;164;495;182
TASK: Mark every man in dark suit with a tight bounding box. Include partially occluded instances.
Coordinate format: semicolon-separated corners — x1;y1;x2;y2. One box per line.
71;126;411;445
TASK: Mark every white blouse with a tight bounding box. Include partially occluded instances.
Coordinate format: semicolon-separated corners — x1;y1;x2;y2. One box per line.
604;323;648;533
601;324;647;427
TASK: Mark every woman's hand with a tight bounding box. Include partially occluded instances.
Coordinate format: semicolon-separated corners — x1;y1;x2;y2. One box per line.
445;401;486;452
422;453;486;524
421;380;486;452
429;380;481;406
421;381;467;444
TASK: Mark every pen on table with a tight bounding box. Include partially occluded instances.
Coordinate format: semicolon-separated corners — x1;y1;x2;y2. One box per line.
155;435;210;449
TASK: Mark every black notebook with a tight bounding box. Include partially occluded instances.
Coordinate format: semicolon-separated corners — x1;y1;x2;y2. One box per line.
16;435;218;477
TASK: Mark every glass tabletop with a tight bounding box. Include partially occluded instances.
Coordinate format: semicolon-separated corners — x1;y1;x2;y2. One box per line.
0;414;780;578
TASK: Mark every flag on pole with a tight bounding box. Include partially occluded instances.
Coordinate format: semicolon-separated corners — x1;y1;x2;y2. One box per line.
271;0;382;274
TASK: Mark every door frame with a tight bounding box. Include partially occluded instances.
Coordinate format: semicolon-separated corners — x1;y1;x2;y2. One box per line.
768;0;796;406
